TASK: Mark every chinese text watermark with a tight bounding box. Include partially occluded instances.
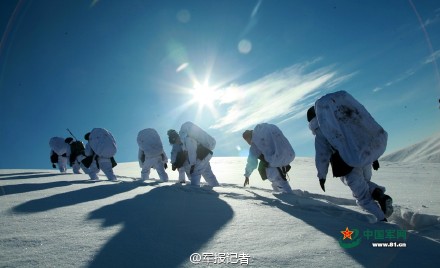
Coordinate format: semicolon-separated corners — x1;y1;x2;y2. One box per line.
190;252;251;265
339;226;408;249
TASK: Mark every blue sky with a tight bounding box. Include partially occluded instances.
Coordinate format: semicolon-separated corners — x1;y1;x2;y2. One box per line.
0;0;439;169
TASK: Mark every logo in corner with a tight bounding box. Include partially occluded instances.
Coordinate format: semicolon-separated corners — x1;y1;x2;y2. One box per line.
339;227;362;248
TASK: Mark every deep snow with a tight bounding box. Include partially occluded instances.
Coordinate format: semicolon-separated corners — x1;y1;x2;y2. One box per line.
1;154;439;267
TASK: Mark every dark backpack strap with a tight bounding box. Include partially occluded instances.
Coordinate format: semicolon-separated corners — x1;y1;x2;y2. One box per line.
174;150;188;168
140;151;145;164
277;165;291;181
50;152;58;163
329;149;353;177
81;155;94;168
111;157;117;168
196;144;213;160
257;154;269;181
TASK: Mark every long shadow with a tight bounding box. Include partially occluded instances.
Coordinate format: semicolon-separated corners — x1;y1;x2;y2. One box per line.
302;192;358;206
87;185;234;268
251;191;440;267
11;182;142;213
0;173;60;180
0;171;49;177
0;181;76;196
221;183;358;206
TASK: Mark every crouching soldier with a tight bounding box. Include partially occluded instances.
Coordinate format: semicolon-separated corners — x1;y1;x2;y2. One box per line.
179;122;219;187
242;123;295;194
307;90;393;221
137;128;169;182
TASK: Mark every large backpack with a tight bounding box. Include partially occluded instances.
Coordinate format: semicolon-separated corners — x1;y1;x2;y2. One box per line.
70;141;85;156
137;128;164;157
69;141;85;163
315;90;388;167
179;121;216;150
252;123;295;167
89;128;117;158
49;137;68;155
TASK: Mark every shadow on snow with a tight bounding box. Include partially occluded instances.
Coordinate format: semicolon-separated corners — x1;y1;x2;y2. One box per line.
87;185;234;268
10;182;142;213
0;172;60;180
0;180;101;196
248;191;440;267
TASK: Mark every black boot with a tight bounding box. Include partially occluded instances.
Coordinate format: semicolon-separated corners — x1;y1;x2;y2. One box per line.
380;195;393;218
372;188;384;201
372;188;394;218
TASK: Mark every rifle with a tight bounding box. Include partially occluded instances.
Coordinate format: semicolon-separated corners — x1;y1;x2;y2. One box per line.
66;128;78;141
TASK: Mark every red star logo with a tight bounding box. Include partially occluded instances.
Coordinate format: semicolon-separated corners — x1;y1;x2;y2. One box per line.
341;227;354;240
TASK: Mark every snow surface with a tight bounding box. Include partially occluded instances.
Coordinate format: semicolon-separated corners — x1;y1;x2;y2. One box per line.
1;157;439;267
381;132;440;163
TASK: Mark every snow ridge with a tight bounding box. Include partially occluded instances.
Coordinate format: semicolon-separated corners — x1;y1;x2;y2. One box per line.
381;132;440;163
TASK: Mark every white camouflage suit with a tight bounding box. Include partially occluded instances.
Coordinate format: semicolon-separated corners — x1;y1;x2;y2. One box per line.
85;142;117;181
50;150;68;173
245;142;294;194
181;135;219;187
65;141;87;174
137;128;169;182
309;118;386;220
49;137;68;173
170;143;187;183
138;149;169;182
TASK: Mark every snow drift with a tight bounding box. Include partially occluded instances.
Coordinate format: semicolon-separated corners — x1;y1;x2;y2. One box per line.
381;132;440;163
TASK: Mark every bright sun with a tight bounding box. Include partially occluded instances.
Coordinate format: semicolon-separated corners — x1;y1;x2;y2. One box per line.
177;68;224;119
191;82;217;108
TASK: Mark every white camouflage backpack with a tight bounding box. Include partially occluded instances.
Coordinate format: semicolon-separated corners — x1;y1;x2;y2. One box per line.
252;123;295;167
49;137;68;155
137;128;164;157
89;128;117;158
179;121;216;150
315;90;388;167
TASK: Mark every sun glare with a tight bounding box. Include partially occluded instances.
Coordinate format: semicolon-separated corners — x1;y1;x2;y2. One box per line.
191;82;217;108
173;62;231;120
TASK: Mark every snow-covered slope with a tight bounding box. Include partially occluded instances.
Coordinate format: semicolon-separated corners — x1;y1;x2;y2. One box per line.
381;132;440;163
1;157;440;267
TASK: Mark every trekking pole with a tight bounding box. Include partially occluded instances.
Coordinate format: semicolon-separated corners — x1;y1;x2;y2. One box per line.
66;128;78;141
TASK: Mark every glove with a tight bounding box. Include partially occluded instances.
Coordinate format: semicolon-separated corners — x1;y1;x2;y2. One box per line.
52;164;56;169
244;177;249;187
190;165;195;174
164;163;168;170
372;160;380;171
319;179;326;192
